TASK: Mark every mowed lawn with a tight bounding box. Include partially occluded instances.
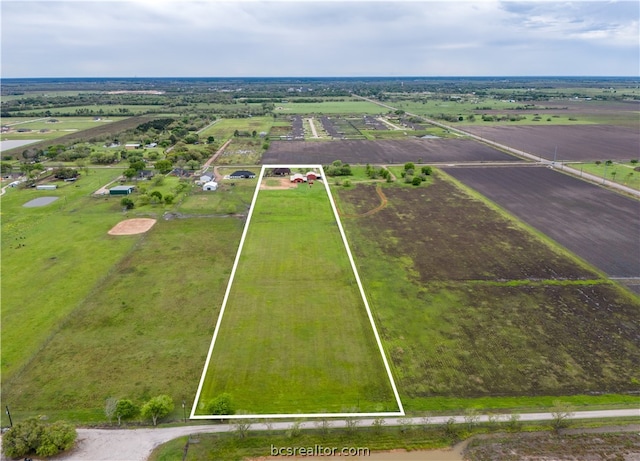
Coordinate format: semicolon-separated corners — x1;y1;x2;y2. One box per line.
195;185;399;415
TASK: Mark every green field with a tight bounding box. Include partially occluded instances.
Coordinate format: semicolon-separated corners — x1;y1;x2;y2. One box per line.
0;117;128;141
193;183;399;415
571;161;640;191
274;99;387;115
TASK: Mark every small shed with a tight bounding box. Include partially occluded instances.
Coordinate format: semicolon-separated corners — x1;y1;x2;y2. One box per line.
109;185;135;195
305;171;318;181
290;173;305;183
203;181;218;191
36;184;57;190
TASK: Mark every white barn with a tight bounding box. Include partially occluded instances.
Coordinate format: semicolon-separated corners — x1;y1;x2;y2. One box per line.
203;181;218;191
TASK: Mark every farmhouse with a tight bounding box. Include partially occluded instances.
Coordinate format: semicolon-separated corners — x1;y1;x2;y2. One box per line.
109;185;135;195
229;170;256;179
203;181;218;191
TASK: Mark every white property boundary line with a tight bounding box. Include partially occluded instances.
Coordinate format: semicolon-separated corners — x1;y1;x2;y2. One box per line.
191;164;405;420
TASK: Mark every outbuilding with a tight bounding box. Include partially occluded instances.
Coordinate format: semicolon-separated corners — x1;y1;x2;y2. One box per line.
36;184;57;190
229;170;256;179
109;185;135;195
203;181;218;191
290;173;305;183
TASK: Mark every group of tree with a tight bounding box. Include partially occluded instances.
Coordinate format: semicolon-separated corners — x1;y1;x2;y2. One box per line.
401;162;432;186
2;418;77;458
104;395;174;427
365;163;392;182
324;159;352;177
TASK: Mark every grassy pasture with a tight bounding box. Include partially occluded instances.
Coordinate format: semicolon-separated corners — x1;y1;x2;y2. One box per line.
571;161;640;191
2;213;243;420
12;105;163;116
1;168;137;378
199;117;274;140
194;185;398;415
335;175;640;408
274;99;386;115
0;117;127;141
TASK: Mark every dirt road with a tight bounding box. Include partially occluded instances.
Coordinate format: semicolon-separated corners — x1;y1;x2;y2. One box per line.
14;409;634;461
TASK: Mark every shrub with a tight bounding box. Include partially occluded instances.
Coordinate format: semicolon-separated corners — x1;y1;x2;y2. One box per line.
2;418;76;458
411;176;422;186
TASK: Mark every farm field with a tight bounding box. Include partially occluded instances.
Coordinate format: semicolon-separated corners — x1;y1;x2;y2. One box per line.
2;212;243;420
461;125;639;162
193;182;399;415
199;117;274;140
335;175;640;406
441;166;640;287
274;98;386;115
262;139;522;165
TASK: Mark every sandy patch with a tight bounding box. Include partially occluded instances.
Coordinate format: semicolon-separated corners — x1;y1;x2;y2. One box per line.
108;218;156;235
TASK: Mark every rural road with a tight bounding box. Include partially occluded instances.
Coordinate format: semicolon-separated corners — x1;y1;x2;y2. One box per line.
353;95;640;199
12;409;634;461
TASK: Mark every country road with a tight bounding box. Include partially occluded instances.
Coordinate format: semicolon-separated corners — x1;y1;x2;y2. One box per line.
10;408;634;461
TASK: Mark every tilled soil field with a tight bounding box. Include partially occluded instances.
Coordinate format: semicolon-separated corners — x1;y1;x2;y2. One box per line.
441;166;640;279
336;178;640;397
462;125;639;161
262;139;522;164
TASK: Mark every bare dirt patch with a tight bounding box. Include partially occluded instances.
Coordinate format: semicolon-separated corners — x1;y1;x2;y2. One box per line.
107;218;157;235
259;177;298;190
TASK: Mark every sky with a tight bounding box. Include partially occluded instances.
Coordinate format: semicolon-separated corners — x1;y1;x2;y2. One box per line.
1;0;638;78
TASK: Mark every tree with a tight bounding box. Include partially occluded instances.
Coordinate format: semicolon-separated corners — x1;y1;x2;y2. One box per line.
404;162;415;171
149;190;163;203
163;193;175;205
115;399;138;425
123;168;137;180
421;165;433;175
1;161;12;174
105;397;118;423
141;395;174;426
120;197;134;210
207;393;235;415
154;159;173;174
411;176;422;186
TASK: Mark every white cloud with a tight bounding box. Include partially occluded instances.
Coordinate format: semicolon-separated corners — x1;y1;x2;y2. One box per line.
1;0;638;77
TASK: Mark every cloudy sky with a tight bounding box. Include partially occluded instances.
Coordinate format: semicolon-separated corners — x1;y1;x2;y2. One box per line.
1;0;638;78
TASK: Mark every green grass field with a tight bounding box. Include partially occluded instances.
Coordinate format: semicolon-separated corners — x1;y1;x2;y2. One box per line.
570;161;640;191
193;184;399;415
0;117;128;141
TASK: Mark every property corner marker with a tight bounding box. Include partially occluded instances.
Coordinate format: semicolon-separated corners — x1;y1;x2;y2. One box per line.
191;165;405;419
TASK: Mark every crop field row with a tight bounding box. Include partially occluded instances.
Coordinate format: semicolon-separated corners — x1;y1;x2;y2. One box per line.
462;125;640;162
335;175;640;404
262;139;522;165
441;166;640;280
